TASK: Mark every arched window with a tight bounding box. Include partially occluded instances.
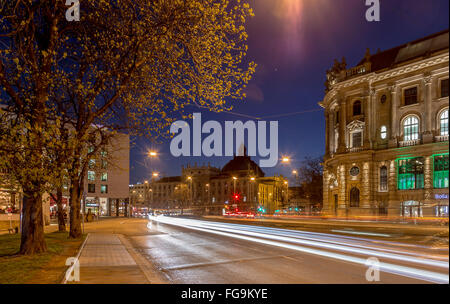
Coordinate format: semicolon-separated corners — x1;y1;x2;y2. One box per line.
380;166;388;191
380;125;387;139
353;100;362;116
440;109;448;136
403;116;419;141
350;187;360;207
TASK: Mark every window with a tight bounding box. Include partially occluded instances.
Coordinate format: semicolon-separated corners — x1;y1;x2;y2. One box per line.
380;126;387;139
101;173;108;182
351;132;362;148
87;171;95;181
440;109;448;136
100;185;108;194
380;166;388;191
88;184;95;193
441;79;449;98
101;150;108;158
403;116;419;141
350;187;360;207
353;100;362;116
397;157;424;190
404;87;418;105
88;146;94;154
434;154;449;189
101;159;108;169
88;159;96;169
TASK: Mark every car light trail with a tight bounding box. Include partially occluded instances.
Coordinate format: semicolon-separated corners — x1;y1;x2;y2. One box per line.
148;215;449;284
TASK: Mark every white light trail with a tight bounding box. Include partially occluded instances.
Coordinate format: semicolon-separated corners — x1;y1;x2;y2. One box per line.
148;216;449;284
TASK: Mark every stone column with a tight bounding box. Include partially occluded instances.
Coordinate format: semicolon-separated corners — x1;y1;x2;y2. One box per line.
388;160;398;216
330;111;336;154
337;99;347;153
424;155;433;213
338;164;347;213
323;169;329;214
325;109;330;159
423;75;434;143
361;162;371;211
363;95;371;148
389;85;399;148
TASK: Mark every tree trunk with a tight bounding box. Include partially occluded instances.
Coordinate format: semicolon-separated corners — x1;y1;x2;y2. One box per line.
69;178;83;238
19;192;47;255
56;187;66;232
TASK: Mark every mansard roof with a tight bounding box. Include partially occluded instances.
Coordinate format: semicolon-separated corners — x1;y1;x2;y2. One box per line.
357;29;449;73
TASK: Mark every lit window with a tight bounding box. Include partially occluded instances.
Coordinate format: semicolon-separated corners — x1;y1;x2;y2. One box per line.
404;87;418;106
101;159;108;169
441;79;449;98
403;116;419;141
380;126;387;139
380;166;388;191
397;157;424;190
88;159;96;169
351;132;362;148
440;109;448;136
88;183;95;193
101;173;108;181
434;154;449;189
88;171;95;181
101;185;108;194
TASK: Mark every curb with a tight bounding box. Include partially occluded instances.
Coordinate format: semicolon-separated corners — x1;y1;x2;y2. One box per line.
61;233;90;284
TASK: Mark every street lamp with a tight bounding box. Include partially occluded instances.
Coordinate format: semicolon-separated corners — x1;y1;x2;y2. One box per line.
282;157;290;163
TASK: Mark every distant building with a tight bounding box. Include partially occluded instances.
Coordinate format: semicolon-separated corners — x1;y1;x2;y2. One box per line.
319;30;449;217
130;149;288;215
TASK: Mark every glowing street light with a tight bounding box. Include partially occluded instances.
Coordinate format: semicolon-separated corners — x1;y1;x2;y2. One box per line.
292;170;298;175
152;172;159;177
148;151;158;157
282;157;290;163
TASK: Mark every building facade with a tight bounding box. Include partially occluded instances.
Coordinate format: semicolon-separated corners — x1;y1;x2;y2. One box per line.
130;152;288;215
319;30;449;218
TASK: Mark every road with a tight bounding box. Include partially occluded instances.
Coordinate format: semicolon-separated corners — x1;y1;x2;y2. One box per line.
85;217;449;284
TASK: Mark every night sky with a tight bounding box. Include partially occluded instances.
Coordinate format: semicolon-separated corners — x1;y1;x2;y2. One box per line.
130;0;449;184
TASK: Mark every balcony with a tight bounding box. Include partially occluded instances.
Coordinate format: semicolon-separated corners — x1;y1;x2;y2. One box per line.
346;147;366;153
399;139;421;147
435;135;449;142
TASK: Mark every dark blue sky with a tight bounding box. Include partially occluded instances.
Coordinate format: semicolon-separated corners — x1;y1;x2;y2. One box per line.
130;0;449;184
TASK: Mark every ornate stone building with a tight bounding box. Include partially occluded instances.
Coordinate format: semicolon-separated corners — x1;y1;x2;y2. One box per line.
130;151;288;215
319;30;449;217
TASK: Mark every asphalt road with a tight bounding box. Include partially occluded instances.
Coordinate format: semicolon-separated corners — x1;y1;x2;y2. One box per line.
118;216;448;284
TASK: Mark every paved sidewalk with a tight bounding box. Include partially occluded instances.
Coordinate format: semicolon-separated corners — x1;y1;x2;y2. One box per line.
68;233;165;284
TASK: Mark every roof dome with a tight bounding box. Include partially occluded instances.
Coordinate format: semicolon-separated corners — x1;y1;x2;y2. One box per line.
221;148;265;177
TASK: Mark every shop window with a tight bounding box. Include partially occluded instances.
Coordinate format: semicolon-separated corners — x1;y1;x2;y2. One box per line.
434;154;449;189
397;157;424;190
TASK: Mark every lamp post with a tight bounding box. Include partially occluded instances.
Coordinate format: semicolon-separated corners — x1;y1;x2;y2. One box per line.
250;177;255;211
148;150;158;181
284;180;289;208
187;176;192;207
